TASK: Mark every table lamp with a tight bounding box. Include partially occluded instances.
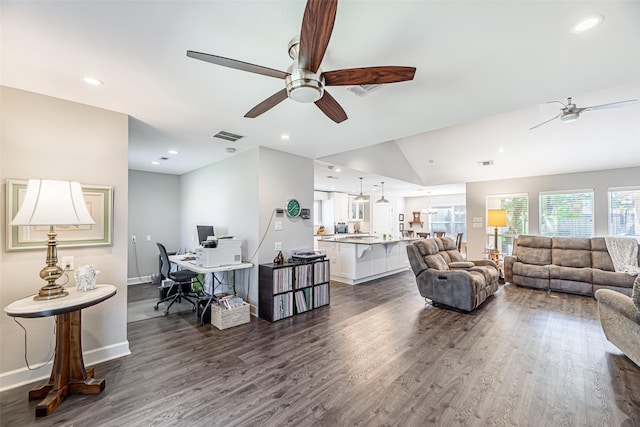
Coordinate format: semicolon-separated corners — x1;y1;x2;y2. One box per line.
9;179;95;300
487;209;507;252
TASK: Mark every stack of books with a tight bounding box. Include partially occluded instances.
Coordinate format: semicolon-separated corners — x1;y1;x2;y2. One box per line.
214;294;244;310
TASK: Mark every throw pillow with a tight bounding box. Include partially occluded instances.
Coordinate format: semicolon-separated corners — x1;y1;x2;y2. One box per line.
633;275;640;311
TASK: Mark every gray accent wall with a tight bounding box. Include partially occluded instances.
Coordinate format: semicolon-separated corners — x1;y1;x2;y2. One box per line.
179;146;314;311
466;166;640;260
128;170;181;282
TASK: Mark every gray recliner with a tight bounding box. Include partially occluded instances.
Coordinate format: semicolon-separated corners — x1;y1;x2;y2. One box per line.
406;237;499;312
595;287;640;367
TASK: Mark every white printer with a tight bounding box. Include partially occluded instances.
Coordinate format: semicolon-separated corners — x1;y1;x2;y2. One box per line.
195;237;242;268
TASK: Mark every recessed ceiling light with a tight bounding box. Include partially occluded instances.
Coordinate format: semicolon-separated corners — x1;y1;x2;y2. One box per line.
335;168;341;172
281;134;290;140
571;15;604;33
168;150;178;155
83;76;103;86
151;161;160;165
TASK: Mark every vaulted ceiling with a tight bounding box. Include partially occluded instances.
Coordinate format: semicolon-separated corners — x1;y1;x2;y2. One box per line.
2;1;639;196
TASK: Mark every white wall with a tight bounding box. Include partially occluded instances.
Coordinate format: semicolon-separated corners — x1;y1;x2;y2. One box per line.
465;166;640;260
0;86;130;390
179;147;314;311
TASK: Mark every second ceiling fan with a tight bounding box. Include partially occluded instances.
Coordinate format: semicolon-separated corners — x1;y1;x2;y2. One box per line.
187;0;416;123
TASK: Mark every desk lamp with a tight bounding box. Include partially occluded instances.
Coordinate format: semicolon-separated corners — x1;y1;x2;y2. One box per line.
487;209;507;252
10;180;95;300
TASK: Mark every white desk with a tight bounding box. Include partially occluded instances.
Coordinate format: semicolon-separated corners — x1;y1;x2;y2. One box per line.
4;284;116;417
168;256;253;324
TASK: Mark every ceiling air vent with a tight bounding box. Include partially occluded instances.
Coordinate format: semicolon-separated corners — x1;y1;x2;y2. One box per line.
478;160;494;167
347;84;381;97
213;130;245;142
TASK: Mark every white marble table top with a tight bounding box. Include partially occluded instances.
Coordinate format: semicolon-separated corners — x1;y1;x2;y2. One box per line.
4;284;116;318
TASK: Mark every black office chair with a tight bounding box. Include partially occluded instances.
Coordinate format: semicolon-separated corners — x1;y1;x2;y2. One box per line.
155;243;202;315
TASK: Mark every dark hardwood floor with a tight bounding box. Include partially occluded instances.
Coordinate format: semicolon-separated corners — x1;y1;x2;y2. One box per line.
2;271;639;426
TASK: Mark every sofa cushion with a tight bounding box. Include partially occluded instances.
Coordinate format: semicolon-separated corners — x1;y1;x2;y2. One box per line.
515;235;552;265
591;238;615;271
551;237;592;268
552;237;591;250
446;250;464;262
517;235;552;249
592;269;636;289
513;262;549;279
633;276;640;310
549;265;592;282
415;239;439;256
424;254;449;271
441;237;457;251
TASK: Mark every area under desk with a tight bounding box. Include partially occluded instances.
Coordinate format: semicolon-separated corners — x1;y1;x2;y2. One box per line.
168;255;253;325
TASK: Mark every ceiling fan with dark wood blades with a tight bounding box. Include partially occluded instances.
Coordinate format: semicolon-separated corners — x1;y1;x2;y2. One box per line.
187;0;416;123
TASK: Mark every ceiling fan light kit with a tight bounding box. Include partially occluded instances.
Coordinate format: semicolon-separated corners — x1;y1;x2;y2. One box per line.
187;0;415;123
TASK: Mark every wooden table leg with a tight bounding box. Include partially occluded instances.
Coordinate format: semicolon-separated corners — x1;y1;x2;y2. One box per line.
28;310;105;417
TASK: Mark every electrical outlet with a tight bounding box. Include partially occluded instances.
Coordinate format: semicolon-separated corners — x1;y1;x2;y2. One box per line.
274;242;282;251
62;256;74;270
146;235;151;241
131;235;136;243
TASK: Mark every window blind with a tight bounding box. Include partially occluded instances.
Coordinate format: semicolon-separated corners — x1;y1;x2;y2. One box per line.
609;187;640;240
539;190;594;238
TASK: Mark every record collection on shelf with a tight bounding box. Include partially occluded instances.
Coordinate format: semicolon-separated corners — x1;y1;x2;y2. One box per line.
259;258;330;322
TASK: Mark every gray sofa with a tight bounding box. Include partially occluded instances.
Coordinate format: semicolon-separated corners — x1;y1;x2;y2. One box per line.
406;237;500;312
595;287;640;367
504;235;640;296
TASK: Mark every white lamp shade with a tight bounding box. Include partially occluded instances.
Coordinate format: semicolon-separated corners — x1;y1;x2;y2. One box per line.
9;180;95;226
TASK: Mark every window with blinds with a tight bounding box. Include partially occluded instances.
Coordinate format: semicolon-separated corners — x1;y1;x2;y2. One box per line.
486;193;529;254
539;190;594;238
609;187;640;240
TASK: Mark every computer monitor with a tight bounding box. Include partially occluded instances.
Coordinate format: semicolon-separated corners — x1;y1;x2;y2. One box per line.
197;225;215;245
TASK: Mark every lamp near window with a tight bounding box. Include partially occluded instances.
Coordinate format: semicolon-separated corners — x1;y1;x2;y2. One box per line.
9;179;95;300
487;209;507;252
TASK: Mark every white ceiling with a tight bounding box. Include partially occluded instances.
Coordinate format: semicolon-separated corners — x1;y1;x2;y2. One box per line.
2;1;639;197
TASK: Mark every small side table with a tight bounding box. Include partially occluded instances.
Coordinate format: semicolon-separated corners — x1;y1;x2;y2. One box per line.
4;284;116;417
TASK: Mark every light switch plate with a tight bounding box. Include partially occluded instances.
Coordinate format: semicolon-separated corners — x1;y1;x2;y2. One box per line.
274;221;283;231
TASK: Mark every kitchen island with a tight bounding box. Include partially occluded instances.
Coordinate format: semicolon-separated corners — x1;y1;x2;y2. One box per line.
317;236;420;285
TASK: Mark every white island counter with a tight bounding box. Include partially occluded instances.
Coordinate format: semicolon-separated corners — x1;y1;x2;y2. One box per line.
317;236;419;285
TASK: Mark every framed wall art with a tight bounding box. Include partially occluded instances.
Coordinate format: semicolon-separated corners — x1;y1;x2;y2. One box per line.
6;179;114;251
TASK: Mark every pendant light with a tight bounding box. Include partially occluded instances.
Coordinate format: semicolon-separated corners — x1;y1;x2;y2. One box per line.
354;177;368;203
376;181;390;204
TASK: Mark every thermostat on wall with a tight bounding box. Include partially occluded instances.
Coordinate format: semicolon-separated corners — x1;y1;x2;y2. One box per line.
300;208;310;219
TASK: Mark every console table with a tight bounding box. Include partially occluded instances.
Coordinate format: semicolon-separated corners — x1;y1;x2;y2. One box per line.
4;284;116;417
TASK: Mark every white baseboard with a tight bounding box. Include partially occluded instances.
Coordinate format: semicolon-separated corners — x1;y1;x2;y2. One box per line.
127;276;151;285
0;340;131;392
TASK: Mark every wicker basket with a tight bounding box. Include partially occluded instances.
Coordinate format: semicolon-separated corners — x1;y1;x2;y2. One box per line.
211;302;250;330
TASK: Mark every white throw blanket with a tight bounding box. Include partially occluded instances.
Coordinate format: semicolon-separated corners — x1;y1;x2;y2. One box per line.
604;237;640;275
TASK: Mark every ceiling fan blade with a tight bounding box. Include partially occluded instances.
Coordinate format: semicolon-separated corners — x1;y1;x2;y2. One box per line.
244;89;289;118
187;50;288;79
584;99;638;112
315;90;347;123
298;0;338;73
529;113;561;130
324;66;416;86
